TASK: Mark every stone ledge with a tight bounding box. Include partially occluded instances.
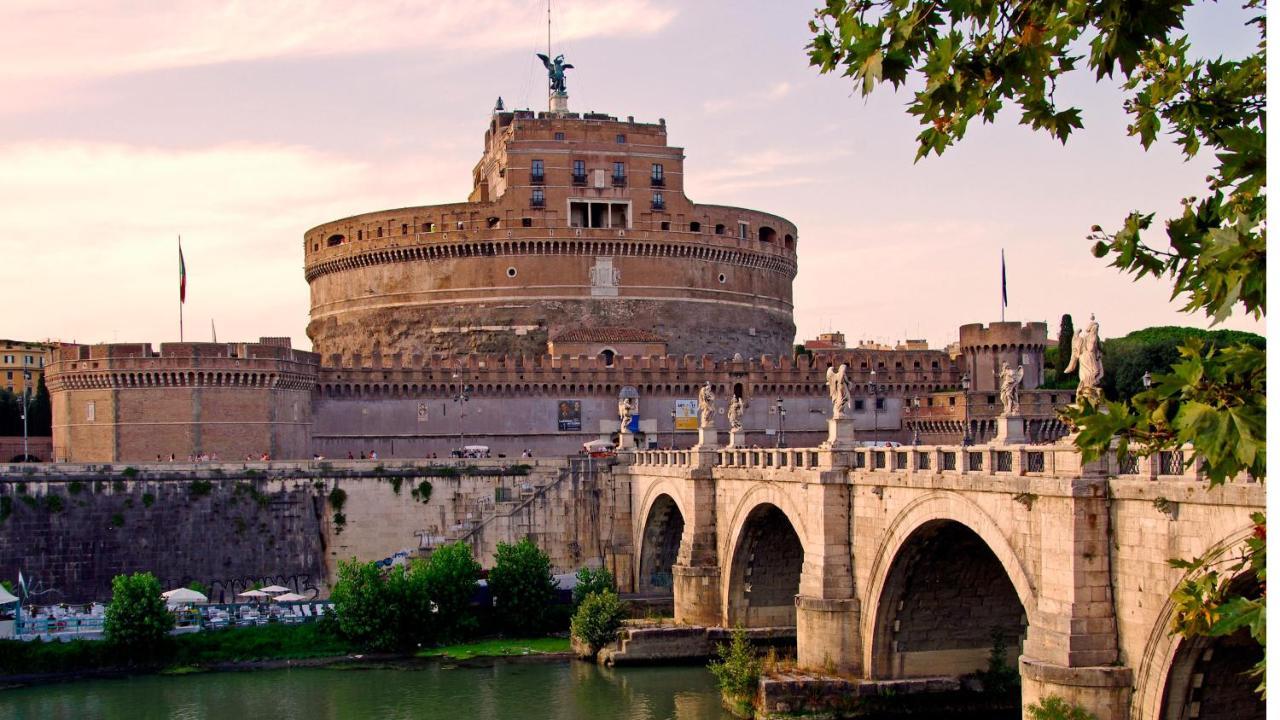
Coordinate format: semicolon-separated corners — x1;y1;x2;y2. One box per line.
795;595;859;612
1019;656;1133;687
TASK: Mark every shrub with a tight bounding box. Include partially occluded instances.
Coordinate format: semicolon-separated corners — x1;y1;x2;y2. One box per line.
121;467;139;478
329;559;432;651
103;572;173;661
570;590;626;654
423;542;481;641
572;566;616;606
976;629;1019;695
189;479;213;497
327;487;347;511
68;481;84;495
411;480;432;503
1027;696;1097;720
709;626;761;716
489;538;558;634
0;496;11;523
110;513;125;527
43;493;64;513
142;492;155;508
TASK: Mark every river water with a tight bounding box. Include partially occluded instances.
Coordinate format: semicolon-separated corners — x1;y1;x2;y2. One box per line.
0;661;730;720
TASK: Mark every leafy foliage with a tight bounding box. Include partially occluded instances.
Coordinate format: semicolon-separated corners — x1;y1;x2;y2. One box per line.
423;542;481;641
1055;315;1074;375
328;558;430;651
1027;695;1097;720
708;626;761;715
570;590;627;654
572;566;617;607
103;572;174;660
488;538;558;635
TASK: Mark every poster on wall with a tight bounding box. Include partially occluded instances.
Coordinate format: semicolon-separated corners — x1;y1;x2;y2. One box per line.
674;398;698;430
557;400;582;431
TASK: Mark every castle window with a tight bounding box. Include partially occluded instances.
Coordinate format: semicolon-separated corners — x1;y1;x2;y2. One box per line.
717;273;726;284
987;394;997;405
521;217;532;228
615;133;626;144
426;222;436;232
650;163;664;187
313;243;318;251
600;349;616;366
784;233;794;248
357;230;363;241
86;401;95;422
931;360;939;369
875;398;885;410
401;223;408;235
531;188;545;207
326;234;344;247
949;396;956;406
612;162;626;186
714;224;725;235
555;132;565;141
690;221;701;232
456;221;465;230
738;221;748;239
507;267;518;278
377;226;384;238
759;226;777;243
651;192;664;210
487;216;500;229
531;159;544;184
660;221;670;231
854;399;865;411
572;160;586;185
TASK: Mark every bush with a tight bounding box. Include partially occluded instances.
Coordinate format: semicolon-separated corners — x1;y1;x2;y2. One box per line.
1027;695;1097;720
189;479;213;497
570;591;626;655
103;572;173;661
329;559;432;651
709;626;761;716
423;542;481;641
572;566;616;607
489;538;558;634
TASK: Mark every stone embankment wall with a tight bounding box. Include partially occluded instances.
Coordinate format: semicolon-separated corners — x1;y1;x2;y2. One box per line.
0;458;629;603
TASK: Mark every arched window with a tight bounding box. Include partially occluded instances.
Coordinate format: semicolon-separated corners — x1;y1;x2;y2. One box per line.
759;226;777;243
600;349;616;367
326;234;344;247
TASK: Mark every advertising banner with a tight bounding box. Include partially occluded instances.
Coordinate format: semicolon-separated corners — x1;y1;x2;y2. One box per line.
674;398;698;430
557;400;582;431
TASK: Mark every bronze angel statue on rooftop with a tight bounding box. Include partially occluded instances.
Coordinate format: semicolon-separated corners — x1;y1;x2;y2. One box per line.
537;53;574;95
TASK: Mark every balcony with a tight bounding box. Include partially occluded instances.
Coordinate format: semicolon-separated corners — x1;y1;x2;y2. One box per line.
530;173;545;185
612;175;627;188
650;199;665;211
650;176;665;188
572;174;587;186
530;197;545;208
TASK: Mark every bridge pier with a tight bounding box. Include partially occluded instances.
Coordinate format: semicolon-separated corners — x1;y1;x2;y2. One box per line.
795;472;860;674
796;596;861;673
672;564;721;626
1020;658;1132;720
673;469;721;626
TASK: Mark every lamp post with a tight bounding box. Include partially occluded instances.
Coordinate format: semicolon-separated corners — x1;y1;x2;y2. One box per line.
451;374;471;455
868;369;879;445
775;397;787;448
669;408;676;449
960;373;971;446
911;396;920;446
18;370;32;462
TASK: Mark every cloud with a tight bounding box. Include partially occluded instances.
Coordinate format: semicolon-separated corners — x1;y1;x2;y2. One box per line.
0;140;448;348
688;147;844;195
0;1;675;103
702;80;793;114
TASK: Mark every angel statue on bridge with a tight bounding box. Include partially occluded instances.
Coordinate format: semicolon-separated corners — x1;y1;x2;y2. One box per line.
617;396;636;433
727;395;745;432
537;53;574;95
697;381;716;428
1065;314;1105;406
826;363;852;419
998;362;1024;416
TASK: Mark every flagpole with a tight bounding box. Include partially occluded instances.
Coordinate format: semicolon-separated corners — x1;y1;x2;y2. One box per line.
1000;249;1006;323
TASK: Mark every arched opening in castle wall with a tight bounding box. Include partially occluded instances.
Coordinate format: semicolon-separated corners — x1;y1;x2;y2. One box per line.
727;503;803;628
871;520;1026;679
637;494;684;595
1159;575;1264;720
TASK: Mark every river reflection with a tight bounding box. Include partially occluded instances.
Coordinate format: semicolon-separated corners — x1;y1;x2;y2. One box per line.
0;660;729;720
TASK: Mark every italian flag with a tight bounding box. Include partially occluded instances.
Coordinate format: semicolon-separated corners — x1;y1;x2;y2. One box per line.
179;239;187;304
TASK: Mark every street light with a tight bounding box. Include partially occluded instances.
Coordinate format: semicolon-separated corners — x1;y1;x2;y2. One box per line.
868;369;880;445
960;373;971;446
911;396;920;446
669;408;676;449
19;371;32;462
451;375;471;455
775;397;787;448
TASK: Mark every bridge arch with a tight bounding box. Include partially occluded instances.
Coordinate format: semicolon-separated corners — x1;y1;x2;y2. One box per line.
632;478;691;591
1134;524;1263;720
864;492;1036;679
723;495;808;628
637;493;684;595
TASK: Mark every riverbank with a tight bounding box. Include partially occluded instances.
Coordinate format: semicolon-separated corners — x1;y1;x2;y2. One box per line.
0;626;571;688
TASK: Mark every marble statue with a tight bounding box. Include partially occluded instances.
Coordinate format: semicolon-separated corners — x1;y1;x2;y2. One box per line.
536;53;574;95
825;363;852;419
697;381;716;428
998;362;1024;416
617;396;635;432
727;395;745;431
1065;314;1105;405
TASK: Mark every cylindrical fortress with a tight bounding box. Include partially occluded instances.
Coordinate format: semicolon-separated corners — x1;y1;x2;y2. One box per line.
304;111;797;361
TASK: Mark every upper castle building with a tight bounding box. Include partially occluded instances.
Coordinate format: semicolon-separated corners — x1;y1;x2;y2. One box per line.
303;108;798;362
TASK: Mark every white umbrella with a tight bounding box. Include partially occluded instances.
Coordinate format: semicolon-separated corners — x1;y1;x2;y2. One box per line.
259;585;291;594
0;585;17;605
237;590;269;599
162;587;208;604
272;592;307;602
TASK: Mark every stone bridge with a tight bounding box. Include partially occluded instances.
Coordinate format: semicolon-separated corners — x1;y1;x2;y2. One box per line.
618;442;1263;720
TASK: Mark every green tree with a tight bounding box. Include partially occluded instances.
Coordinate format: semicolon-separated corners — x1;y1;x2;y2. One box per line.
329;559;404;651
423;542;481;641
570;590;627;655
28;375;51;437
1055;315;1074;376
103;572;173;660
809;0;1265;692
1027;695;1097;720
488;538;558;635
572;566;616;607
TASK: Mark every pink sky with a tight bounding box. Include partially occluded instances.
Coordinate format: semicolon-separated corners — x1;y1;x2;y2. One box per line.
0;1;1263;351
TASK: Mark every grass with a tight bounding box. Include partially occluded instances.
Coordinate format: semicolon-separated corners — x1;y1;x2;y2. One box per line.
171;623;356;664
416;637;570;660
